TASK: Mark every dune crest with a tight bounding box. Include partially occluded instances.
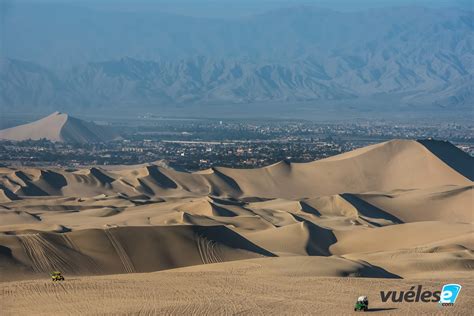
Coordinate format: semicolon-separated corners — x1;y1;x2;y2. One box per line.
0;139;472;282
0;112;120;143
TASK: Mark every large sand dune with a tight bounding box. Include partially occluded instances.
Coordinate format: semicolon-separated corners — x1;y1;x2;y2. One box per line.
0;139;472;314
0;112;119;143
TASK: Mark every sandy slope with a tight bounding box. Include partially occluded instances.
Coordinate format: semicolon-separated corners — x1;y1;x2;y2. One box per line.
0;139;472;313
1;258;473;315
0;112;119;143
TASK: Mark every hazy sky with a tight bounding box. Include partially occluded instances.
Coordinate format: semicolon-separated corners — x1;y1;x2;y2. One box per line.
1;0;471;114
3;0;472;18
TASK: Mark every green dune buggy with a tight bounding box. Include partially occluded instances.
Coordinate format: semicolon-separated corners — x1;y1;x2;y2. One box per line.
354;296;369;311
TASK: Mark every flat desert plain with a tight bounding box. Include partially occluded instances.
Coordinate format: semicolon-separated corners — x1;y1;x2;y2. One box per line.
2;259;473;315
0;139;473;315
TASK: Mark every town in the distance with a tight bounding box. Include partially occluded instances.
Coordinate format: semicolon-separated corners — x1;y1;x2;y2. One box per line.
0;112;472;170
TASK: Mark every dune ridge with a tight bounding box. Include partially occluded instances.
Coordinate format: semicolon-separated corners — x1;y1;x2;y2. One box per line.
0;139;472;282
0;112;119;143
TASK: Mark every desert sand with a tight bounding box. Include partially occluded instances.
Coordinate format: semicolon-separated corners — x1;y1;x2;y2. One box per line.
2;259;473;315
0;139;472;314
0;112;119;143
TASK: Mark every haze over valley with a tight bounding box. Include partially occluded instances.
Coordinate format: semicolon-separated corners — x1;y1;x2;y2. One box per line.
1;3;473;117
1;1;473;315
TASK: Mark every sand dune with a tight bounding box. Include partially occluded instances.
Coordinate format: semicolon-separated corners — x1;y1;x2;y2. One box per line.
355;184;473;223
0;112;119;143
0;139;472;296
0;187;19;202
0;225;274;282
0;139;470;200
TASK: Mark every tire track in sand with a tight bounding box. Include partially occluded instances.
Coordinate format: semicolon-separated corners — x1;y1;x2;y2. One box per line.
19;234;79;273
195;234;223;264
62;234;102;274
104;228;136;273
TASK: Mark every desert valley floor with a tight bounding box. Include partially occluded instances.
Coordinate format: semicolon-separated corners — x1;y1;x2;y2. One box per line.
0;139;472;315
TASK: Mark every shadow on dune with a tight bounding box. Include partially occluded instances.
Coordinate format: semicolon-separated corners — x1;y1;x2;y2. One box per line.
145;166;178;189
0;186;19;200
299;201;322;216
16;182;50;196
240;197;273;203
0;245;35;281
209;203;238;217
13;171;33;183
10;171;50;196
0;245;13;257
209;196;245;206
418;139;474;181
89;168;115;184
208;168;243;196
137;178;155;195
355;261;402;279
340;194;403;226
292;214;337;256
305;221;337;256
366;308;398;312
40;170;68;189
193;226;276;257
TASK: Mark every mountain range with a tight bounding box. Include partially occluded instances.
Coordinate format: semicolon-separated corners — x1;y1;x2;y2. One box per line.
1;4;473;114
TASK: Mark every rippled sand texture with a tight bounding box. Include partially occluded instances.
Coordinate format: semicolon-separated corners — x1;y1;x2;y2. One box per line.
0;139;472;314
